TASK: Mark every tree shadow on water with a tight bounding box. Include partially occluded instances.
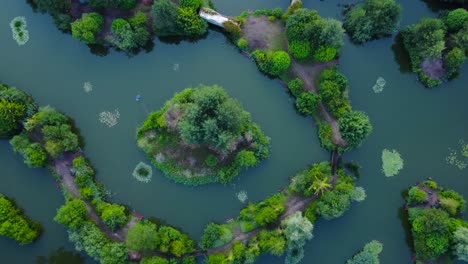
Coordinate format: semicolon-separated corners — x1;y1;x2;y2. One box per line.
36;247;85;264
391;33;412;74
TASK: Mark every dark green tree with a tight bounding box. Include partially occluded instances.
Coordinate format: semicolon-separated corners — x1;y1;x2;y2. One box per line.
338;111;372;149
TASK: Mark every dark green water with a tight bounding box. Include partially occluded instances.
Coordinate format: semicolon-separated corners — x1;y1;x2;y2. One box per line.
0;0;467;263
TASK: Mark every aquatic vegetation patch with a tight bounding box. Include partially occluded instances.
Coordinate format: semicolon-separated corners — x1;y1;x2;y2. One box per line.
83;82;93;93
173;63;180;71
132;162;153;183
351;186;367;202
10;16;29;46
372;77;386;93
236;190;248;203
381;149;404;177
446;139;468;170
98;109;120;128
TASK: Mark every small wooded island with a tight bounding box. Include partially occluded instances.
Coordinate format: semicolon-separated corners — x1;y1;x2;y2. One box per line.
137;85;270;185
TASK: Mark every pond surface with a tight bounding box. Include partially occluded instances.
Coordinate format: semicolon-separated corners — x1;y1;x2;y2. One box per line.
0;0;467;263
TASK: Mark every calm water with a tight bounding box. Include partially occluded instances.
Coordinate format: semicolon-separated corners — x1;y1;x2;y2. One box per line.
0;0;467;263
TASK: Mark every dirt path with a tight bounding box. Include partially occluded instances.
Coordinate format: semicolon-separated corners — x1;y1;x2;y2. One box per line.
290;59;347;147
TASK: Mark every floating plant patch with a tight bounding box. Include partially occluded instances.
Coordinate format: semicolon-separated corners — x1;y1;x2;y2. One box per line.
372;77;386;93
83;82;93;93
382;149;404;177
10;16;29;46
98;109;120;128
132;162;153;183
351;186;367;202
446;139;468;170
236;190;248;203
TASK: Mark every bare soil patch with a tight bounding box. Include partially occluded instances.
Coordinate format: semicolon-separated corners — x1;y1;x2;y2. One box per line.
242;16;285;51
420;58;444;80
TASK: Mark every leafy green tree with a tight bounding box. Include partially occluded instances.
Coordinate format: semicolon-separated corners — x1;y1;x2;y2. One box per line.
318;18;345;50
180;0;203;9
236;150;258;168
54;199;88;229
158;226;194;256
33;0;71;14
126;220;160;251
454;227;468;262
252;50;290;76
111;18;137;50
453;25;468;54
338;111;372;149
316;182;354;219
67;222;109;261
140;257;169;264
97;203;127;231
445;8;468;32
0;99;25;137
408;208;451;260
152;0;180;36
288;40;311;59
99;242;128;264
176;7;208;37
407;187;427;204
200;223;222;249
42;124;79;157
88;0;136;10
71;13;104;44
288;78;304;98
346;240;383;264
257;230;286;256
402;18;446;67
24;143;48;167
10;133;30;153
177;85;250;153
344;0;401;43
296;91;321;115
313;46;336;62
286;8;320;41
444;47;465;79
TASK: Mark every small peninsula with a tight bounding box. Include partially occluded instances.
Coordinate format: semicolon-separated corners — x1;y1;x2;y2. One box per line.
137;85;270;185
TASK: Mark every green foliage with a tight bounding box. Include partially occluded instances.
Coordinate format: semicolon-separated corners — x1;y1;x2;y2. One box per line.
42;123;79;158
283;0;303;20
71;13;104;44
288;78;304;98
68;222;117;262
344;0;401;43
132;161;153;183
177;7;208;37
179;0;203;9
223;21;242;40
99;242;128;264
33;0;71;15
240;194;286;227
289;162;331;196
402;18;446;68
407;187;427;204
140;257;169;264
54;199;88;229
318;68;351;119
454;227;468;262
346;240;383;264
381;149;404;177
416;68;443;88
316;181;354;219
444;47;465;79
408;208;451;260
23;143;48;167
257;229;286;256
338;111;372;149
295;91;321;115
204;155;218;167
158;226;195;256
176;85;250;153
0;194;41;244
313;46;336;62
0;85;37;137
10;133;31;153
97;202;127;231
252;50;291;76
236;150;258;168
152;0;180;36
237;38;249;51
110;17;150;50
317;122;335;151
88;0;136;10
445;8;468;32
281;212;313;264
200;223;222;249
288;40;311;59
126;220;160;251
439;189;466;215
304;201;318;223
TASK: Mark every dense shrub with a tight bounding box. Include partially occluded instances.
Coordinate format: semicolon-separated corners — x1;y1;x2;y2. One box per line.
288;40;311;59
110;15;150;50
407;187;427;204
126;220;160;251
240;194;286;228
281;212;313;264
288;78;304;98
179;0;203;9
289;162;331;196
343;0;401;43
338;111;372;149
445;8;468;32
454;227;468;262
237;38;249;51
0;85;37;138
346;240;383;264
88;0;136;10
313;46;336;62
223;21;242;40
54;199;88;229
252;50;291;76
71;13;104;44
152;0;179;36
97;202;127;231
177;7;208;37
316;181;354;219
444;47;465;79
0;194;41;244
295;92;321;115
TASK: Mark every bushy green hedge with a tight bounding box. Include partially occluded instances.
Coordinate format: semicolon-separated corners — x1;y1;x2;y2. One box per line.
288;40;311;59
252;50;291;76
0;194;41;244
